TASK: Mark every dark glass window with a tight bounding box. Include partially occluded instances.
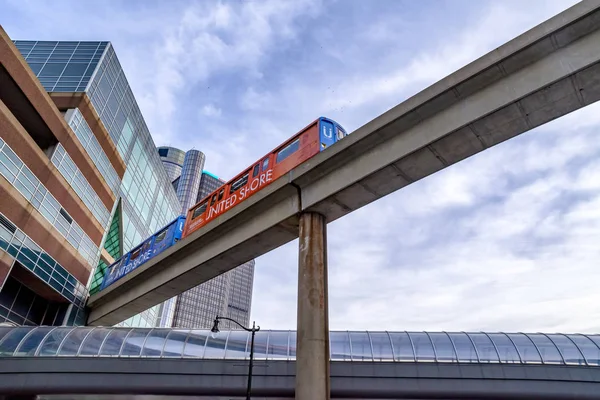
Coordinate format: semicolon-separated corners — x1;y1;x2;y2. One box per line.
129;247;142;261
27;63;45;75
262;157;269;171
39;63;67;77
210;194;217;206
59;208;72;225
192;202;207;220
61;63;89;77
217;188;224;201
252;164;260;177
230;173;249;193
154;229;167;245
276;138;300;164
0;215;16;233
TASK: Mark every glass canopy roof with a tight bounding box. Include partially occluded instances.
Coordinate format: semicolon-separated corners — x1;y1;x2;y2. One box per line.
0;327;599;366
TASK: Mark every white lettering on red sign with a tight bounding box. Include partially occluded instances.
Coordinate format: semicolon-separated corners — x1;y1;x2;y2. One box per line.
206;169;273;220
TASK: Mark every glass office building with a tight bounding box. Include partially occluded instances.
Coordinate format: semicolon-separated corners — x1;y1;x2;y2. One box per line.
157;145;255;329
12;40;182;328
157;147;186;184
0;30;104;326
170;168;255;329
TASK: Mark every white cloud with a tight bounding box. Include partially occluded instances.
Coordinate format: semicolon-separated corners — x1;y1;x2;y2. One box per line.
201;104;222;117
139;0;323;145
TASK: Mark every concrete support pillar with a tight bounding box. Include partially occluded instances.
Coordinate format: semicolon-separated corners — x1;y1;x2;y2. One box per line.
296;212;329;400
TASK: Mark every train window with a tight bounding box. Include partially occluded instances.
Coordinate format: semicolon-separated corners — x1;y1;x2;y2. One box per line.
276;138;300;164
154;229;167;245
130;247;142;261
230;173;249;193
210;194;217;206
217;188;224;201
262;157;269;171
192;202;207;219
253;164;260;177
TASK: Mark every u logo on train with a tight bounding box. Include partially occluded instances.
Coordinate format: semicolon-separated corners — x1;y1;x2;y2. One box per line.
100;117;348;290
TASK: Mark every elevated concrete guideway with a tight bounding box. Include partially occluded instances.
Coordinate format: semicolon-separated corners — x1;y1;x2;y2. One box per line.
88;1;600;325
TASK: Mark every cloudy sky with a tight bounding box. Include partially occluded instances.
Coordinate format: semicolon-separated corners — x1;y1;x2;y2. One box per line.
3;0;600;333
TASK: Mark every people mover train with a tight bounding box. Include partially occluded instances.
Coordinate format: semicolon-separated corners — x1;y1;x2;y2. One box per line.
99;117;347;290
100;216;186;290
182;117;347;237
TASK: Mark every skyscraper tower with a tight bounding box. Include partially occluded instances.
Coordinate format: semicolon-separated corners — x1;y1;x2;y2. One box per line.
7;36;182;327
158;148;255;329
157;147;186;184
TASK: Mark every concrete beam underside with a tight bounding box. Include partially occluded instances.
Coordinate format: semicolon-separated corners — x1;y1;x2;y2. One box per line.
87;1;600;325
1;359;600;399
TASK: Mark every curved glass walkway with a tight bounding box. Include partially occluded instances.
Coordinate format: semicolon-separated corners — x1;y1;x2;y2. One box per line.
0;326;599;366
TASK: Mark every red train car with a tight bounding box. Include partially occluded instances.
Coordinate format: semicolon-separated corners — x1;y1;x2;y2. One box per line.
182;117;348;238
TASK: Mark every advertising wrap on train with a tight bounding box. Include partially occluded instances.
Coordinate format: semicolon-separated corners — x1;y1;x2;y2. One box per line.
103;247;153;288
188;169;274;233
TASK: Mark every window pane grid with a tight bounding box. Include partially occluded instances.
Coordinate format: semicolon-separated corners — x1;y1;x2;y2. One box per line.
0;212;88;313
0;141;100;267
2;329;598;364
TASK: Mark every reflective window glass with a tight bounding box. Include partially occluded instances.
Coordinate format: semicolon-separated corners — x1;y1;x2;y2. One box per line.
38;327;72;356
79;328;112;356
182;330;208;357
506;333;542;363
428;333;457;362
204;331;228;359
262;157;269;171
230;173;249;193
527;334;563;364
61;62;89;77
349;331;373;361
369;332;394;361
389;332;415;361
570;335;600;366
121;329;150;356
276;138;300;164
289;331;297;358
162;330;188;357
14;327;54;356
191;203;207;220
27;63;44;75
468;333;499;363
408;332;435;362
448;333;478;362
487;333;521;363
251;331;269;360
546;334;585;365
139;329;168;357
99;328;132;356
3;147;21;169
266;331;289;359
0;152;19;177
330;331;351;361
0;327;35;356
39;63;67;76
58;328;95;356
0;327;13;344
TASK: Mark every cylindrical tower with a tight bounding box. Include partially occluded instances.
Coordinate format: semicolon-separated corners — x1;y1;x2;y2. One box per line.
157;146;186;183
176;149;205;213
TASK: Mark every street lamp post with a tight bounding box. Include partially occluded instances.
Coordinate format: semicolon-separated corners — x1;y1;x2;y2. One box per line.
211;316;260;400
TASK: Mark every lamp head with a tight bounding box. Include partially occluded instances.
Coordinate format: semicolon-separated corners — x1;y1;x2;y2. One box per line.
210;318;220;334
